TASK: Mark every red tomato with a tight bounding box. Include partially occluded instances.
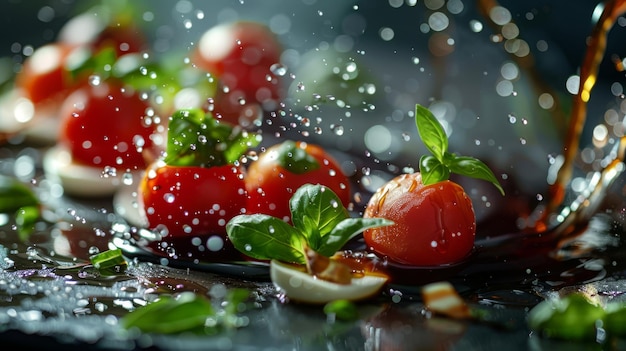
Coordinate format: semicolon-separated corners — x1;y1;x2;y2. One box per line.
246;141;351;222
15;43;77;104
139;162;247;238
192;21;283;125
58;81;156;170
363;173;475;266
58;12;147;56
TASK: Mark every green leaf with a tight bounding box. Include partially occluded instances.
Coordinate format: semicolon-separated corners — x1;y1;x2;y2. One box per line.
0;175;39;213
224;288;252;316
317;217;393;257
289;184;349;247
324;299;359;321
527;293;605;341
414;104;504;195
164;108;261;168
226;214;306;264
15;206;40;242
90;248;127;270
446;155;505;195
66;46;118;82
275;140;320;174
227;184;392;263
419;155;450;186
122;292;215;334
605;303;626;337
415;104;448;161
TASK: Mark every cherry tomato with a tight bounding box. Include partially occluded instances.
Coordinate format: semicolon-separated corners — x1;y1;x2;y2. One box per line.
58;81;156;170
363;173;475;266
246;141;351;222
192;21;283;125
15;43;77;105
58;12;147;57
139;162;247;238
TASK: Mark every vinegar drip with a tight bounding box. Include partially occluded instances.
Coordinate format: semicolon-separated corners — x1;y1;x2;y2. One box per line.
544;0;626;228
352;0;626;288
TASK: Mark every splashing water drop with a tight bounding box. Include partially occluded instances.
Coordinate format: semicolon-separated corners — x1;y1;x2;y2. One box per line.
102;166;117;178
88;75;101;86
163;193;175;203
122;172;134;185
270;63;287;76
332;125;344;136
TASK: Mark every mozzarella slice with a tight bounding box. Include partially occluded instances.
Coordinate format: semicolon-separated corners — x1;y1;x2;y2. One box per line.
43;146;143;197
270;259;388;304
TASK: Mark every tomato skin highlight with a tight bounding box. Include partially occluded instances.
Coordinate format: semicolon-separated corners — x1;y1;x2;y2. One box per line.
192;21;283;125
15;43;77;105
139;163;248;238
363;173;475;266
58;12;147;57
246;141;351;222
58;81;156;169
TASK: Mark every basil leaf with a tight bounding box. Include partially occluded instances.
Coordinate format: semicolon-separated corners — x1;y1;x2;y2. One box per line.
122;292;215;334
447;155;505;195
419;155;450;186
276;140;320;174
226;214;306;264
317;217;393;257
415;104;448;161
0;175;39;213
324;299;359;321
165;108;261;167
289;184;349;249
15;206;40;242
528;293;605;341
66;46;118;82
90;248;127;270
224;288;252;316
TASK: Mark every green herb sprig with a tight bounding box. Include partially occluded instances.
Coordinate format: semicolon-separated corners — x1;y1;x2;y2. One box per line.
164;108;261;168
226;184;392;264
122;290;251;335
415;104;505;195
0;175;41;241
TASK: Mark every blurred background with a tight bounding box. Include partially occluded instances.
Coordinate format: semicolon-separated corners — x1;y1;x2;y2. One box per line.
1;0;625;208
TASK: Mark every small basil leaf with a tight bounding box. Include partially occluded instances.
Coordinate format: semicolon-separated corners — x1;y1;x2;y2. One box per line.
415;104;448;161
527;293;605;341
276;140;320;174
446;155;505;195
324;299;359;321
15;206;41;242
224;288;252;316
419;155;449;185
226;214;306;264
317;217;393;257
66;46;118;82
165;109;261;167
122;292;215;334
0;175;39;213
90;248;127;270
289;184;349;248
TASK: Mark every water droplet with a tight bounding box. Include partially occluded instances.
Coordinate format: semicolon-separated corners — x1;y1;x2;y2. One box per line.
88;75;101;86
163;193;175;203
332;125;344;136
270;63;287;76
207;236;224;251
